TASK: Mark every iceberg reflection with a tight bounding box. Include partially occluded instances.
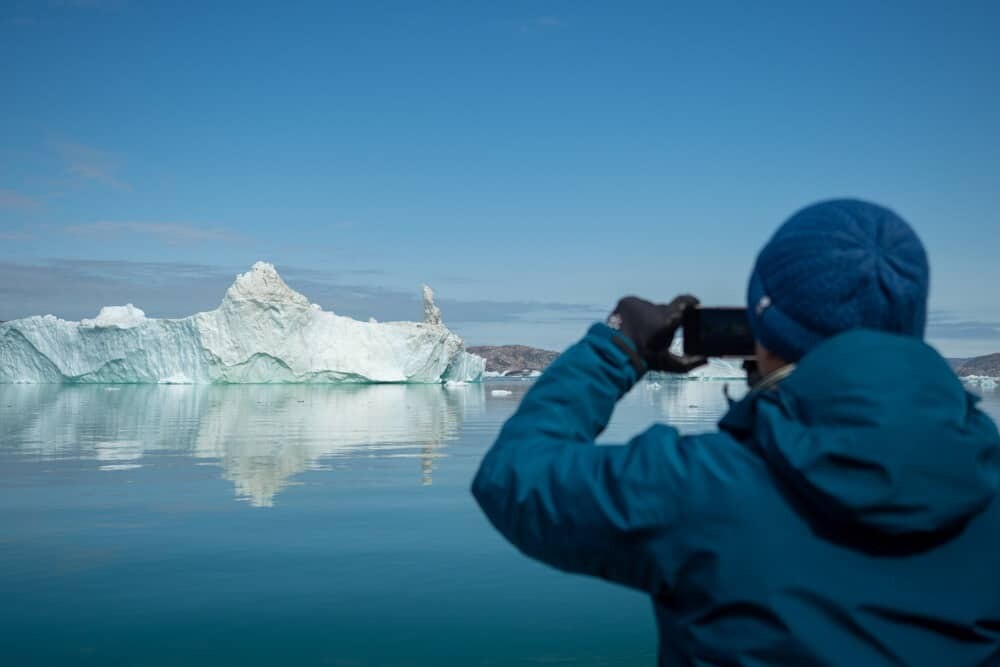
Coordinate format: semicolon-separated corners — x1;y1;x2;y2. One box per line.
0;383;484;507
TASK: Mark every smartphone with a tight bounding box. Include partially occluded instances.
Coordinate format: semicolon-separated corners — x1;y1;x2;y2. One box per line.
682;307;755;358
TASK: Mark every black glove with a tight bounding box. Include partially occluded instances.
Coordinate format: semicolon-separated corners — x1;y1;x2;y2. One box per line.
607;295;707;376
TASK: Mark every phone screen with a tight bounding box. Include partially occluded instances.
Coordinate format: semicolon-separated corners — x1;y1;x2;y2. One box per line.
682;307;755;357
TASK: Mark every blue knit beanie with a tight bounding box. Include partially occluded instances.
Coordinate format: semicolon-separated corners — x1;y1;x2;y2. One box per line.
747;199;930;362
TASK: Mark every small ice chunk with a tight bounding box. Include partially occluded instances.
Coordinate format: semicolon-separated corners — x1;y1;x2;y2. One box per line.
491;389;513;397
80;304;147;329
963;375;998;390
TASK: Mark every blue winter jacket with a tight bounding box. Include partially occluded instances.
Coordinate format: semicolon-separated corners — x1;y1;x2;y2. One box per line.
472;323;1000;665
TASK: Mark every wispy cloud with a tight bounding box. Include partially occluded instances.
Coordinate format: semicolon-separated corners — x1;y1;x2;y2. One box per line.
519;16;564;33
0;231;33;241
0;259;234;321
52;141;131;191
0;258;601;336
927;309;1000;340
428;273;489;285
275;265;600;323
281;266;386;279
0;189;44;211
928;320;1000;340
54;0;127;9
64;221;242;244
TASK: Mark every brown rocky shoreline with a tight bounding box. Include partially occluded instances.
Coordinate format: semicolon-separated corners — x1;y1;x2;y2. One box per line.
467;345;560;375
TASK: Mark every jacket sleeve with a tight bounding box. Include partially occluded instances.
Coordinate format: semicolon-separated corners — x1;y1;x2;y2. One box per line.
471;322;693;594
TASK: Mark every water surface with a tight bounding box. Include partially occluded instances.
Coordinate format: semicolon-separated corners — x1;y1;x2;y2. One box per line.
2;379;997;666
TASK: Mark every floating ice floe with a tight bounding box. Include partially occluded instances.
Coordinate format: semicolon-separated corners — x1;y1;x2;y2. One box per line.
641;341;748;382
962;375;999;391
0;262;485;384
482;340;747;382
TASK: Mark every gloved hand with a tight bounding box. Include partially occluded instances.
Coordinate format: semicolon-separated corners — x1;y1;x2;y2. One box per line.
607;295;707;376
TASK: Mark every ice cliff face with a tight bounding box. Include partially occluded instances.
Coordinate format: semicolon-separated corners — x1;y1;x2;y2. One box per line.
0;262;485;384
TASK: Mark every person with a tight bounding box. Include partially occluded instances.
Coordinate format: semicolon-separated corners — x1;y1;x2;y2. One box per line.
471;199;1000;665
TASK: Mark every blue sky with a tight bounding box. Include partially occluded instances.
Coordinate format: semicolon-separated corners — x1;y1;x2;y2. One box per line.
1;1;998;354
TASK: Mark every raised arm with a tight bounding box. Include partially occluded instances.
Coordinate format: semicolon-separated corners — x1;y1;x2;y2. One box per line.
471;297;704;592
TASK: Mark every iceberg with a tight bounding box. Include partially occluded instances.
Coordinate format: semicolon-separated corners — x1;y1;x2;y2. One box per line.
0;262;485;384
963;375;999;391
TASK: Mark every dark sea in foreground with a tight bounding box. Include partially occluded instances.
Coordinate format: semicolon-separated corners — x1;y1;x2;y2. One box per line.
2;379;998;666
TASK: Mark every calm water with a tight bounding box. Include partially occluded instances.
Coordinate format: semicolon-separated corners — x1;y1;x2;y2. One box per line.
2;379;998;666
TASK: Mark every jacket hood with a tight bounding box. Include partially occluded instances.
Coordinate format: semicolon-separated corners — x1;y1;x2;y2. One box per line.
723;330;1000;538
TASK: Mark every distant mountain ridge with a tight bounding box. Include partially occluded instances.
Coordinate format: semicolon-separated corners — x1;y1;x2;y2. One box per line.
467;345;560;374
471;345;1000;379
955;354;1000;378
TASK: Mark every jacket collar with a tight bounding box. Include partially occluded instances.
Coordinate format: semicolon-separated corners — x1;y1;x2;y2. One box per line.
720;363;796;438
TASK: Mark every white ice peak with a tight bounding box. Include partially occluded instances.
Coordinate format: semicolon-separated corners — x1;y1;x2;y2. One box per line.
422;284;442;325
224;261;311;308
0;263;485;384
80;304;147;330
